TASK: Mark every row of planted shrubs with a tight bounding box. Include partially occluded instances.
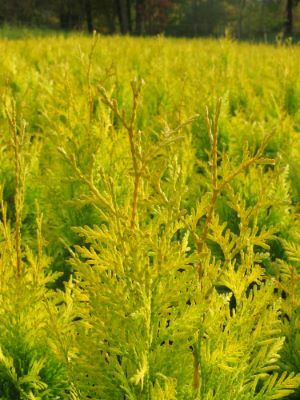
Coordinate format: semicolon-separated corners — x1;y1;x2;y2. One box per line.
0;34;300;399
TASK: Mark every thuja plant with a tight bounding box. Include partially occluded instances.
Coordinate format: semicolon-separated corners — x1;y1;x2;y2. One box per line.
274;236;300;380
0;105;69;399
57;81;300;399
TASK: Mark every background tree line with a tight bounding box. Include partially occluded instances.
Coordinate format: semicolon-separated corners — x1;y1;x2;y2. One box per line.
0;0;300;39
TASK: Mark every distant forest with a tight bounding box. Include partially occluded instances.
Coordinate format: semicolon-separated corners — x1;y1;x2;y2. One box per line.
1;1;300;39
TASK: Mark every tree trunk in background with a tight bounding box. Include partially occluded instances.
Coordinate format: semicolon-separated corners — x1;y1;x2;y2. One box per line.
85;0;93;33
105;11;116;34
192;0;199;37
127;0;132;33
285;0;293;37
237;0;246;39
59;2;70;30
135;0;143;35
116;0;129;34
59;0;80;30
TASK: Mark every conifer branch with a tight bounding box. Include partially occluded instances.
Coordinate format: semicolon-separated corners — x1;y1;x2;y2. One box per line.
0;187;15;265
99;79;144;229
196;98;222;278
192;99;222;390
192;99;273;390
87;31;98;123
57;147;115;216
6;103;26;277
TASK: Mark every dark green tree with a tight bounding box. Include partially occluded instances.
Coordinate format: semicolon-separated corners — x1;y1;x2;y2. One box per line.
84;0;93;33
285;0;300;36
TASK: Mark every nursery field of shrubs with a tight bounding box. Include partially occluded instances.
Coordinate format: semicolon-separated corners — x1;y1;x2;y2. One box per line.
0;32;300;399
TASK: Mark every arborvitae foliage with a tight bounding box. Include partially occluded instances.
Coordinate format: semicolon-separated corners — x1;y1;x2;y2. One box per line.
0;33;300;399
276;236;300;376
54;83;300;399
0;106;69;399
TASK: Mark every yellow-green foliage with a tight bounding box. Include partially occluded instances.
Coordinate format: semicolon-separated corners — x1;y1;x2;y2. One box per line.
0;32;300;399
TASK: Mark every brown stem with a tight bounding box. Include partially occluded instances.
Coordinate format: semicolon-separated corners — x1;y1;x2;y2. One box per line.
196;188;219;279
100;81;143;229
193;346;200;389
128;125;140;228
131;174;140;229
